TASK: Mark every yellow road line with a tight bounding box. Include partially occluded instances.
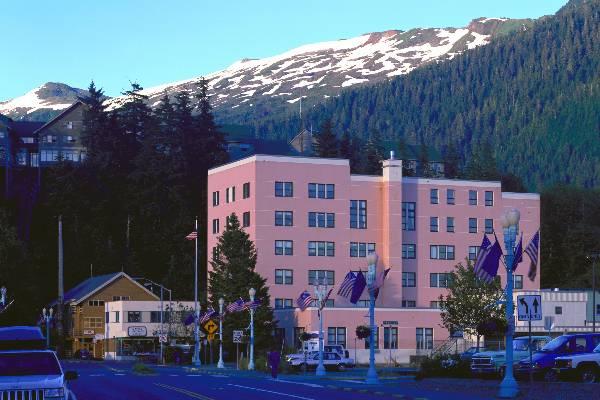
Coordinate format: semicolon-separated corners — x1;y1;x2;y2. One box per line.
154;383;215;400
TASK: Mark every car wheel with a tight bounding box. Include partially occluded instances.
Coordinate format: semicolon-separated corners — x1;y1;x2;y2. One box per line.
337;363;346;372
543;369;557;382
580;366;598;384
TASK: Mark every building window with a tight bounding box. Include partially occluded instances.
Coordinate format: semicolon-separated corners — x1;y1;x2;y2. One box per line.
416;328;433;350
430;217;439;232
308;183;335;199
355;300;369;308
65;135;76;143
468;246;479;261
40;150;59;162
513;275;523;289
402;272;416;287
275;299;294;309
469;190;478;206
364;327;379;349
212;246;220;260
308;270;334;286
555;306;563;315
327;327;346;348
402;202;416;231
212;219;219;234
446;217;455;233
446;189;455;205
402;300;416;308
384;327;398;349
43;135;57;143
115;311;120;323
430;301;441;309
402;244;416;259
430;273;452;288
112;296;130;301
350;200;367;229
66;121;74;129
212;191;220;206
275;240;293;255
485;219;494;234
596;304;600;315
430;245;455;260
430;189;439;204
242;212;251;227
275;181;293;197
243;182;250;199
308;212;335;228
275;269;293;285
485;191;494;207
469;218;478;233
308;241;335;257
30;153;39;167
275;211;293;226
88;300;105;307
84;317;104;329
150;311;169;323
350;242;376;257
127;311;142;323
21;137;34;144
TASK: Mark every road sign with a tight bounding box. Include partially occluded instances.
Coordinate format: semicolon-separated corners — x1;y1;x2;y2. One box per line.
203;319;218;335
207;333;215;341
517;295;542;321
233;330;243;343
159;334;168;343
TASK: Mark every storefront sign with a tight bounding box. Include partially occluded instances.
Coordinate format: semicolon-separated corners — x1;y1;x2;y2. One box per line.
382;321;398;325
83;329;95;335
128;326;147;337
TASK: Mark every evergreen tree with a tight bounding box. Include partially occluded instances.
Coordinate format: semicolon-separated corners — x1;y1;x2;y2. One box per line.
363;130;383;175
417;142;433;177
79;81;107;158
314;118;339;158
209;214;275;358
339;131;360;172
397;137;414;177
443;142;461;179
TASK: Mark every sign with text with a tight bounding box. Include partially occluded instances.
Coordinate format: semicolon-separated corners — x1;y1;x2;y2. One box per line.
128;326;148;337
517;295;542;321
83;329;95;335
233;330;243;343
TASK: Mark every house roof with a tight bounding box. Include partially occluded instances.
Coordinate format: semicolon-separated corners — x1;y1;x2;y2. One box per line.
33;101;85;135
53;272;158;305
9;121;45;136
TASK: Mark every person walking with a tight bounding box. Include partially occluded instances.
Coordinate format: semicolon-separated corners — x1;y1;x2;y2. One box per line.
267;349;281;379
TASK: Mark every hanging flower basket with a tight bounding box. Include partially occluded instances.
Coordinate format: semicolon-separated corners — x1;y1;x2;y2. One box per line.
356;325;371;340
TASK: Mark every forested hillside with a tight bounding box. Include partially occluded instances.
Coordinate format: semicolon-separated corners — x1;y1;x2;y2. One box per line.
246;0;599;191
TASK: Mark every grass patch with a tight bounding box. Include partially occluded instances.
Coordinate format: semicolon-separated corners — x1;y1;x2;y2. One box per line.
132;363;156;375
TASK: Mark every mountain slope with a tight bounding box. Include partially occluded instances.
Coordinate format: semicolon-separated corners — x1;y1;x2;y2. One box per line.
249;0;599;190
2;17;531;121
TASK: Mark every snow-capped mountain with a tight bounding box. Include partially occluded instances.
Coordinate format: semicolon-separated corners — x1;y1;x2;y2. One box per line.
1;17;531;121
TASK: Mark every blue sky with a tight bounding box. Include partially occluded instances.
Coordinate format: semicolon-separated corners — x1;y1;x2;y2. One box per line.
1;0;567;100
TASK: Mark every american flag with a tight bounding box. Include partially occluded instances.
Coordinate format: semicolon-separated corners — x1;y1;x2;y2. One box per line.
199;308;216;324
337;272;357;299
473;234;492;276
244;299;261;311
296;291;313;311
185;231;198;240
319;288;333;311
226;298;246;313
511;234;523;271
525;230;540;281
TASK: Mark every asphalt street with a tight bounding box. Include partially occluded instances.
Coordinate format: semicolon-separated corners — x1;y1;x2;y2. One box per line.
64;361;491;400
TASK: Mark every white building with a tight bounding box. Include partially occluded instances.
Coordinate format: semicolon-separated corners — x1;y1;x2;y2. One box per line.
513;290;589;334
104;300;196;360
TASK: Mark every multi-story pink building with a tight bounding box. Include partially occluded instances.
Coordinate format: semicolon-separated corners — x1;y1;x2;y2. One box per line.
207;154;540;363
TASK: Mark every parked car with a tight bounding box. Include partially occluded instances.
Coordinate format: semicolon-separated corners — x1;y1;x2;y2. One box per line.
74;348;92;360
515;333;600;381
288;351;355;371
555;342;600;383
460;346;487;362
286;345;349;362
471;336;551;376
0;326;78;399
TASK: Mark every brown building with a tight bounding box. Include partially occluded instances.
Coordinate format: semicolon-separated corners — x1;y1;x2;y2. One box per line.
53;272;157;358
36;101;87;165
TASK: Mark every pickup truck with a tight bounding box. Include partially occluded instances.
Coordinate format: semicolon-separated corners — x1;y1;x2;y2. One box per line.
515;333;600;381
555;342;600;383
0;326;78;400
471;336;551;376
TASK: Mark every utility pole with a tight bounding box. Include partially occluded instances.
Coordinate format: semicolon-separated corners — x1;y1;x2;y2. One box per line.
589;252;600;332
57;215;64;356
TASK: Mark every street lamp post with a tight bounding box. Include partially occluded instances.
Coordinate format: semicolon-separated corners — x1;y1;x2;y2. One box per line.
498;209;520;398
248;288;256;370
218;298;225;368
366;252;379;385
588;252;600;333
313;277;328;376
139;279;172;365
193;217;201;367
42;307;53;348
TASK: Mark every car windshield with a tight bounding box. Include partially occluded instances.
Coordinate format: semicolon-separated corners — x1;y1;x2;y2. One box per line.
0;352;61;376
541;336;569;352
513;339;530;351
594;343;600;353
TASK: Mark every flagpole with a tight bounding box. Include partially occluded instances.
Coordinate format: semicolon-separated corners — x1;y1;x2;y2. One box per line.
193;217;201;367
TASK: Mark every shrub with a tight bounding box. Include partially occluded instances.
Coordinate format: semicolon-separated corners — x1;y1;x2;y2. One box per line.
415;354;470;380
132;363;155;375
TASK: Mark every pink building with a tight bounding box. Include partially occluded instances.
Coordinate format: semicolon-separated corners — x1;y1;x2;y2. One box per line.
207;154;540;363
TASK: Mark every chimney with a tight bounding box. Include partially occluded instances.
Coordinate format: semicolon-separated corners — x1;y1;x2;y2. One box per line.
390;150;395;160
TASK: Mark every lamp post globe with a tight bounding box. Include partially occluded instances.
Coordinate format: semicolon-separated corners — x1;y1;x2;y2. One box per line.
248;288;256;370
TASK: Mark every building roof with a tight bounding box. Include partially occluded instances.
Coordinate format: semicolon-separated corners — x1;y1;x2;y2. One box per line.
54;272;158;305
33;101;84;135
9;121;45;136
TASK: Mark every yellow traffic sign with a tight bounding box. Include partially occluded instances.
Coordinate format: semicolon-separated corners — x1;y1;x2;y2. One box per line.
203;319;218;334
207;333;215;341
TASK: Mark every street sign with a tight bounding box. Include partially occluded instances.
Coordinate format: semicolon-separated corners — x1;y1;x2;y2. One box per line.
517;295;542;321
203;319;218;334
207;333;215;341
233;330;243;343
159;334;168;343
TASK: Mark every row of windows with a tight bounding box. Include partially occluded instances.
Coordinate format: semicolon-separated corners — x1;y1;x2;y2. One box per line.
302;326;434;350
212;212;251;234
40;134;77;143
212;182;251;206
430;189;494;206
274;298;335;309
399;272;524;289
429;217;494;234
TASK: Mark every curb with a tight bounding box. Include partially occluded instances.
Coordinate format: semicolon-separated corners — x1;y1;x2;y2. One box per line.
325;384;420;399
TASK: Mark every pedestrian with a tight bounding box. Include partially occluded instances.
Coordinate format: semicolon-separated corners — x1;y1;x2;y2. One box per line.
267;348;281;379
